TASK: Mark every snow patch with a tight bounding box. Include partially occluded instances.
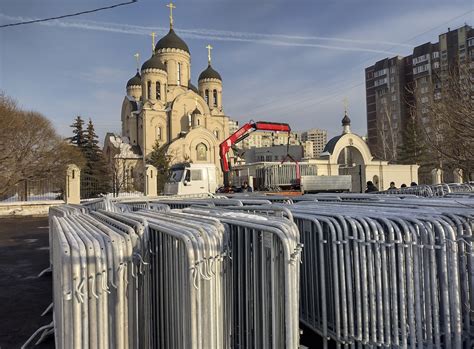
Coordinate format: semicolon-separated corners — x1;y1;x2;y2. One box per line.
220;212;269;221
107;134;141;159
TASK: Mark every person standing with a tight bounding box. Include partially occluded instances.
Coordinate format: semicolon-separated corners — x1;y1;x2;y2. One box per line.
365;181;378;193
242;181;253;192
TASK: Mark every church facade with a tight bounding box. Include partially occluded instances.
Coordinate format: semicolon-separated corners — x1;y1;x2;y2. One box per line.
105;4;230;187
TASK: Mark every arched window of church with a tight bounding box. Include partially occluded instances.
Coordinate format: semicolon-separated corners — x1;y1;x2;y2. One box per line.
177;62;181;86
197;118;201;126
156;82;161;100
156;126;162;140
213;130;219;139
213;90;218;107
205;90;209;104
196;143;207;161
147;81;152;100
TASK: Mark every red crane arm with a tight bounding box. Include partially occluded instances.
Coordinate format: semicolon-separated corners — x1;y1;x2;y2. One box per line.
219;121;291;173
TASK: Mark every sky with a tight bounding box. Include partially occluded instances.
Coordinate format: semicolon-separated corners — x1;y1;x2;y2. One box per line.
1;0;473;142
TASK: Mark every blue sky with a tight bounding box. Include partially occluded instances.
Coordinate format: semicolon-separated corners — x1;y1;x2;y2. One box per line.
1;0;473;141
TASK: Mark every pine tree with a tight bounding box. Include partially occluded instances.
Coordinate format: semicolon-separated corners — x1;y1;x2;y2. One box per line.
72;118;111;197
84;119;102;163
147;141;171;194
69;116;86;148
397;116;425;165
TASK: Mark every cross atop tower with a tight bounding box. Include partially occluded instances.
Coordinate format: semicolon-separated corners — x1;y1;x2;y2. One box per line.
166;1;176;28
206;44;213;65
150;32;156;53
134;53;140;72
343;97;349;115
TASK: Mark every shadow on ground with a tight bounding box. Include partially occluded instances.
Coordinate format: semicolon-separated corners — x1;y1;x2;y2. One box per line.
0;216;54;349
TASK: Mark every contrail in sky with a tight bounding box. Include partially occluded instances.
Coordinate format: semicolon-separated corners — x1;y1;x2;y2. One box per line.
0;14;403;55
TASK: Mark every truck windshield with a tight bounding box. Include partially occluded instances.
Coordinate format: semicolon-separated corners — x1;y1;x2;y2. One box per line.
169;169;185;182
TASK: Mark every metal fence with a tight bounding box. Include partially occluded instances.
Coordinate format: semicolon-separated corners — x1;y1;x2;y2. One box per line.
192;194;474;349
48;199;301;348
43;193;474;348
81;174;144;200
255;163;317;190
0;178;63;202
380;183;474;197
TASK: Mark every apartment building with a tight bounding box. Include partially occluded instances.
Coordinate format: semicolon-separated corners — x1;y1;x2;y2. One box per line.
300;128;328;157
365;56;412;161
365;24;473;161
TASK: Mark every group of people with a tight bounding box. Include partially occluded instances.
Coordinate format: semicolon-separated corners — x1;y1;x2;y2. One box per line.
218;181;253;193
365;181;418;193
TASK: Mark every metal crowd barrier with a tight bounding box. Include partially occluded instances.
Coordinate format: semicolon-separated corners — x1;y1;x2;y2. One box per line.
47;193;473;348
48;201;301;348
216;195;474;348
293;198;473;348
255;163;317;190
381;183;474;197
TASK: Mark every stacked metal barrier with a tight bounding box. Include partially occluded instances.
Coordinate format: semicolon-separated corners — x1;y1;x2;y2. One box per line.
180;207;302;349
255;163;317;190
381;182;474;197
48;193;473;348
49;206;150;349
49;201;301;348
293;197;473;348
218;194;474;348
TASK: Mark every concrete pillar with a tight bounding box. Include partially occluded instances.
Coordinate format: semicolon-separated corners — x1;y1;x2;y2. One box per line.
431;168;442;184
453;168;463;183
145;164;158;197
65;164;80;204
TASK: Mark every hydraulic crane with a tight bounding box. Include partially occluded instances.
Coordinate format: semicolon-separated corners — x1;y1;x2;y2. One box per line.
219;121;299;188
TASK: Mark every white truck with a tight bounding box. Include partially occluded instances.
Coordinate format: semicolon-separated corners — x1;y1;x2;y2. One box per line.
163;163;219;196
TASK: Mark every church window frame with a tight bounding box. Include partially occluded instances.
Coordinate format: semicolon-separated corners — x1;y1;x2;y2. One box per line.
147;81;152;100
156;81;161;100
205;89;209;104
213;129;219;139
213;89;218;107
156;126;162;141
177;62;182;86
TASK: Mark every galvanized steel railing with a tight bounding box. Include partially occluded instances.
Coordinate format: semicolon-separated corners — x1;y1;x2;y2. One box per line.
47;193;474;348
221;195;474;348
49;199;301;348
380;183;474;197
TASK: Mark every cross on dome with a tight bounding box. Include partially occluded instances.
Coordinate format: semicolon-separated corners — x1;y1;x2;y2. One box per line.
343;96;349;114
151;32;156;53
166;1;176;28
134;53;140;71
206;44;213;64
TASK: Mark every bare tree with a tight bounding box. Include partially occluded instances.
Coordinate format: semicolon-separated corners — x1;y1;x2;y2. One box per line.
374;96;399;162
418;63;474;180
110;158;127;195
0;92;84;197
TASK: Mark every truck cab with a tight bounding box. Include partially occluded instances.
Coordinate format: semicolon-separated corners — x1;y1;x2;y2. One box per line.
163;163;219;196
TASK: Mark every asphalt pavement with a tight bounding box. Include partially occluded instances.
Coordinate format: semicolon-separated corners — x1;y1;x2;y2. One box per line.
0;216;54;349
0;215;328;349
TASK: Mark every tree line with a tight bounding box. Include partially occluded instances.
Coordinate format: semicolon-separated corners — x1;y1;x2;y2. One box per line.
0;92;84;198
0;91;172;200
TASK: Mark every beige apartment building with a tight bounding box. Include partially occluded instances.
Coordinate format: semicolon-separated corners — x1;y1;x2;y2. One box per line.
228;122;314;159
301;128;327;158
